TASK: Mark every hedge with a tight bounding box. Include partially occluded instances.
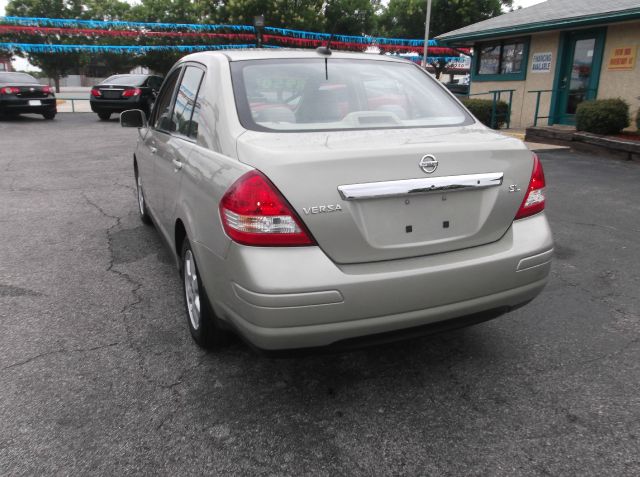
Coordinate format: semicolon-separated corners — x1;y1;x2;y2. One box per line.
461;98;509;129
575;98;630;135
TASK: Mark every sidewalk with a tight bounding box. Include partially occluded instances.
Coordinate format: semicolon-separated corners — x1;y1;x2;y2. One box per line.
55;88;92;112
501;128;570;152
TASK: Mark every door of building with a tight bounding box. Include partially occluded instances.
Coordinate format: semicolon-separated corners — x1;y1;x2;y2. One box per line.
552;28;606;125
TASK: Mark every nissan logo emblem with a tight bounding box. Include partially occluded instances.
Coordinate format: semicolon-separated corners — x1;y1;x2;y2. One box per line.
419;154;438;174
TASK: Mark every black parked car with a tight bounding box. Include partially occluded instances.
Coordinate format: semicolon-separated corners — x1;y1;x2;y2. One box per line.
444;79;470;97
90;74;163;120
0;72;56;120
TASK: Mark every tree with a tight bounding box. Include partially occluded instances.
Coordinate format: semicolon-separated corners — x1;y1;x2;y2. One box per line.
4;0;84;18
136;50;183;76
128;0;201;24
223;0;325;30
4;0;88;91
379;0;513;39
83;0;132;21
324;0;381;36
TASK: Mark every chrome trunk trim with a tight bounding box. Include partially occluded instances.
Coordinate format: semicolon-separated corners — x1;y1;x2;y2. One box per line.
338;172;504;200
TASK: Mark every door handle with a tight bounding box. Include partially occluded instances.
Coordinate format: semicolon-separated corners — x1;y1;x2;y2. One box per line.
149;146;157;154
172;159;183;171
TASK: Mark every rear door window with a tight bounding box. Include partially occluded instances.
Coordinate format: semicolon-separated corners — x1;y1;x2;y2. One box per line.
170;65;205;139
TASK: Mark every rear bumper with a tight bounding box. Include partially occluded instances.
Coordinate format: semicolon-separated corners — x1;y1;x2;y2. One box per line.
0;97;56;114
194;213;553;350
90;98;144;113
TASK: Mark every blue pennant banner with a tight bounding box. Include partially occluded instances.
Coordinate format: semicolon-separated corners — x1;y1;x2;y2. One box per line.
0;42;270;53
0;16;439;47
0;16;256;32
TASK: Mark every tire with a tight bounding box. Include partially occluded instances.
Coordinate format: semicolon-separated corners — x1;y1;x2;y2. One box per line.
181;238;229;349
98;112;111;120
42;111;56;120
134;167;152;225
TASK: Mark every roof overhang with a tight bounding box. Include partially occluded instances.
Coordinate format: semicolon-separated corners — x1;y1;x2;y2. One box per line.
438;8;640;46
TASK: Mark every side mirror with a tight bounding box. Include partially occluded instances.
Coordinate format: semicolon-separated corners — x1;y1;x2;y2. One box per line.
121;109;147;128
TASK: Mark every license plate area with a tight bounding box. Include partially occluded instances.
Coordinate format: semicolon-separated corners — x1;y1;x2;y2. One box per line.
352;189;490;247
102;90;122;99
28;100;41;106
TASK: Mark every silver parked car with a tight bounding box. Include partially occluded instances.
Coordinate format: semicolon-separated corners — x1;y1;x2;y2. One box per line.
121;50;553;351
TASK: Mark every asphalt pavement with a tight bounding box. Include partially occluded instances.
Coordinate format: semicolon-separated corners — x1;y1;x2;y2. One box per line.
1;113;639;476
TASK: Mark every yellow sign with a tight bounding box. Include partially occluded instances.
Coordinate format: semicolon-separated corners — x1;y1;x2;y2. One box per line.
608;46;637;70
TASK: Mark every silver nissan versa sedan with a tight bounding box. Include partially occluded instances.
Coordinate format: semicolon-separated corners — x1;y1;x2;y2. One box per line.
121;49;553;351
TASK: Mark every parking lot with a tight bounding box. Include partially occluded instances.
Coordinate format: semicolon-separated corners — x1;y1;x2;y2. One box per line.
1;113;639;475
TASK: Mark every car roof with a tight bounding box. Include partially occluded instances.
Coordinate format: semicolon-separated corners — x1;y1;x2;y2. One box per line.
180;48;412;64
106;73;153;78
0;72;37;78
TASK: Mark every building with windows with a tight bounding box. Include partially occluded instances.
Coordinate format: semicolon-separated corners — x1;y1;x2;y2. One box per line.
437;0;640;129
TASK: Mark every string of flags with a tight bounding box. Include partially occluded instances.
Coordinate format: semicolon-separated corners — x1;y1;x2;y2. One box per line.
0;42;267;53
0;15;470;67
0;16;441;47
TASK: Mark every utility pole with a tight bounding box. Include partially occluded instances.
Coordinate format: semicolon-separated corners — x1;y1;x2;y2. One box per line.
254;15;265;48
421;0;433;70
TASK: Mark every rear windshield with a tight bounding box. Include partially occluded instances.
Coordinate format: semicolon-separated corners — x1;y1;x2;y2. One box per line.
230;58;472;132
0;72;38;84
100;74;147;86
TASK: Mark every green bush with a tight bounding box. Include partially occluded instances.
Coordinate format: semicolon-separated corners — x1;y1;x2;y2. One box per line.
575;98;630;135
636;108;640;130
461;98;509;129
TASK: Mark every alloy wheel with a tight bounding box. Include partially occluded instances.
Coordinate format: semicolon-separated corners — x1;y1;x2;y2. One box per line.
136;174;145;216
183;250;201;330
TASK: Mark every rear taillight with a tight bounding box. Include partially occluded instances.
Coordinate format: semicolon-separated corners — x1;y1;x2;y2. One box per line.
0;86;20;95
515;154;546;220
91;88;101;97
122;88;142;98
42;85;52;95
219;171;315;246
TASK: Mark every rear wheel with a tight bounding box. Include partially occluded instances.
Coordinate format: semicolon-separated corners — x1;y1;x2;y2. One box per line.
181;239;229;349
134;167;152;225
97;112;111;120
42;111;56;120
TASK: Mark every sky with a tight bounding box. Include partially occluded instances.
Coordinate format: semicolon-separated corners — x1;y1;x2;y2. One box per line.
2;0;548;71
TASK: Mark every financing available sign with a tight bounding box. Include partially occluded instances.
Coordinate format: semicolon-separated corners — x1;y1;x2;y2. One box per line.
531;52;552;73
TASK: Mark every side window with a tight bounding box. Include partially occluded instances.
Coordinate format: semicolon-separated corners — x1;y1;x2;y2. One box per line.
152;68;181;132
170;66;205;139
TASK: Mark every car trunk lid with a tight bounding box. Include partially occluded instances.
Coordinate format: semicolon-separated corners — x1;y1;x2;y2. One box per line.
14;84;50;99
96;86;135;99
236;125;535;264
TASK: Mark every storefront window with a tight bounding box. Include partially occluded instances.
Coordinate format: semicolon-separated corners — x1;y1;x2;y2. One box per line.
478;45;501;74
500;42;525;73
474;38;529;81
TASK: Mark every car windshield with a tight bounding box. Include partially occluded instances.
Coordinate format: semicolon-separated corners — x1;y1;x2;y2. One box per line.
231;58;472;132
101;74;147;86
0;72;39;84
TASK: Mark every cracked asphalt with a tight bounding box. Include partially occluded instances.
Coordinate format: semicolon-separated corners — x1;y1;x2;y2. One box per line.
1;113;639;476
